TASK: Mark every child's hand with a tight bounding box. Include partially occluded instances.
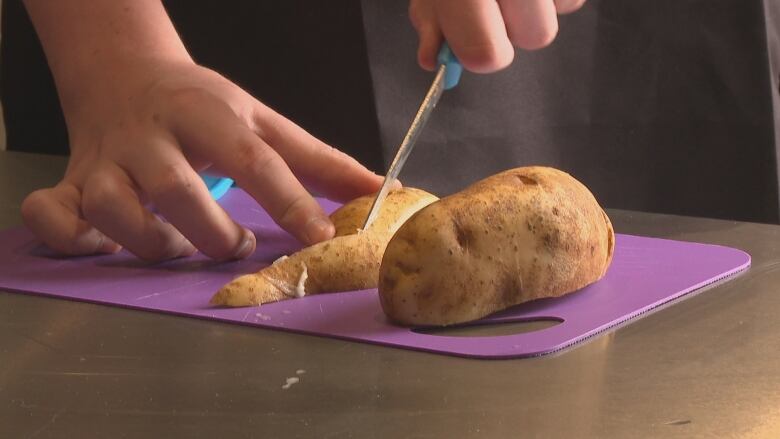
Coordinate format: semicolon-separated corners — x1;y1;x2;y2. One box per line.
22;62;383;261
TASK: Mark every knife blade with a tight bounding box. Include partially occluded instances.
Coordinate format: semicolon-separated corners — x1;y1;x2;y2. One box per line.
362;44;462;230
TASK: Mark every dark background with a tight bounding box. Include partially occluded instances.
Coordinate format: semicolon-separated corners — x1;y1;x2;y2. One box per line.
2;0;779;224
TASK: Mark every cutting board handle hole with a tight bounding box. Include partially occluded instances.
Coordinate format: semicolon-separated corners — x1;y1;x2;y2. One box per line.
412;317;563;338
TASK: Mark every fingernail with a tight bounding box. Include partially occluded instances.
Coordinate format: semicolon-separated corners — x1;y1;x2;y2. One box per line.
180;238;198;257
85;230;121;255
99;239;122;254
305;217;334;244
233;228;256;260
94;232;122;254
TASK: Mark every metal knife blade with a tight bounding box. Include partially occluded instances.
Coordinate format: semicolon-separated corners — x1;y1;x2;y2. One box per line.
361;64;448;230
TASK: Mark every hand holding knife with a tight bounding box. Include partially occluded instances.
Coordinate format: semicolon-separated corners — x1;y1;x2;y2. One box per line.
362;43;463;230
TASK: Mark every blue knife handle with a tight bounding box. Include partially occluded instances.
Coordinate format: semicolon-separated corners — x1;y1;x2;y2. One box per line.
437;42;462;90
203;46;459;200
201;175;234;201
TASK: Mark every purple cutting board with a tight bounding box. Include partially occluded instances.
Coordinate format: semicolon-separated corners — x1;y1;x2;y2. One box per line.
0;189;750;359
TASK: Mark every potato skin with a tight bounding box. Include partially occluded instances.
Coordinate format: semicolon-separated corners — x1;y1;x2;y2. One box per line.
378;167;615;326
211;187;438;307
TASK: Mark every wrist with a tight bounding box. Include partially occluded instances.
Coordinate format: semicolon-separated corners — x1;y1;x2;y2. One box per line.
23;0;194;132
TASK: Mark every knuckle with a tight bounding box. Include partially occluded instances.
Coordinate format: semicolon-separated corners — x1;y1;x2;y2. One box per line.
161;86;208;113
234;137;279;178
81;177;120;223
277;195;311;231
322;144;349;163
146;163;196;201
20;189;51;223
325;146;360;175
21;186;90;256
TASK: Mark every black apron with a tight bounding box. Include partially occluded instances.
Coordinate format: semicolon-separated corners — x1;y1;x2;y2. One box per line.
3;0;779;223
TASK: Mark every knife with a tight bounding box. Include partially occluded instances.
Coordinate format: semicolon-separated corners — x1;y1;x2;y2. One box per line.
362;43;463;230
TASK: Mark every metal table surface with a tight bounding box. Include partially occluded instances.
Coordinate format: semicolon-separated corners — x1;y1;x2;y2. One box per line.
1;151;779;438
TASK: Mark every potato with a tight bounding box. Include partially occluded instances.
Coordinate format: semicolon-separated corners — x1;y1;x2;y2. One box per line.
378;167;615;326
210;187;438;307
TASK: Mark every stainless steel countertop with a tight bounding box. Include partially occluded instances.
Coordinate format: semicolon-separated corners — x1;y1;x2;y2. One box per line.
1;151;779;438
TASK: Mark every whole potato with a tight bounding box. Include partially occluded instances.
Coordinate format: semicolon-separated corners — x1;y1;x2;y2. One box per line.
378;167;615;326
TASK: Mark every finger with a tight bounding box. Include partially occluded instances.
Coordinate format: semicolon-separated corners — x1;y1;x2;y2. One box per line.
434;0;514;73
171;100;335;245
127;138;256;261
81;163;197;261
253;105;386;203
21;183;121;256
409;0;443;71
554;0;587;14
498;0;559;50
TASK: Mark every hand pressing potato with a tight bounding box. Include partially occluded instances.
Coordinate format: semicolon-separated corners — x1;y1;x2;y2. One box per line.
379;167;614;326
211;188;438;307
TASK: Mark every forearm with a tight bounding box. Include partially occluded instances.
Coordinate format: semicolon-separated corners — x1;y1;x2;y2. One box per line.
24;0;193;117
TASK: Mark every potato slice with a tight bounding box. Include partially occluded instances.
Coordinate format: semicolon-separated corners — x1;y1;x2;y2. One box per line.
378;167;615;326
211;187;438;307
